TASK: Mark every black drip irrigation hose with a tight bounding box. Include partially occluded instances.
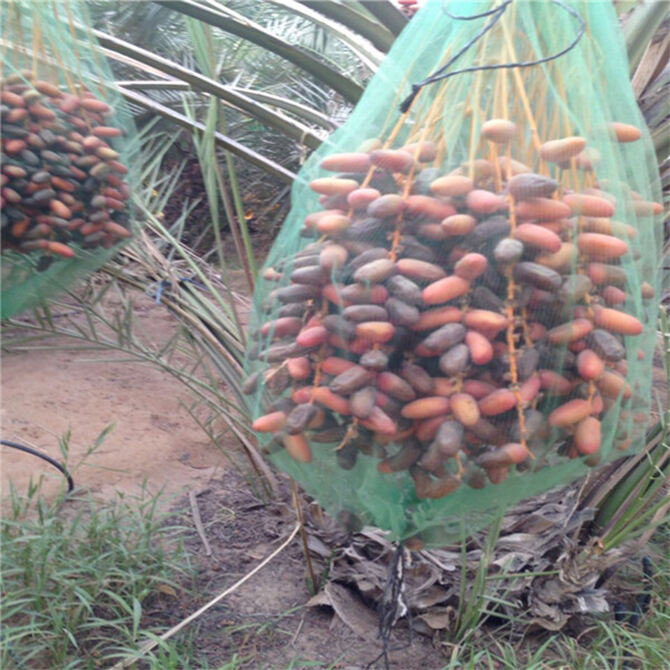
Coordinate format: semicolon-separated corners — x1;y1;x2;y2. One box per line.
1;439;74;493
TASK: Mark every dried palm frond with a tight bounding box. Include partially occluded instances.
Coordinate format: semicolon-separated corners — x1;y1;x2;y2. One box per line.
304;426;668;638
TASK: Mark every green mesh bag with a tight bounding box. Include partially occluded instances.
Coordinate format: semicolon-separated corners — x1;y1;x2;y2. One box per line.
244;0;663;547
1;0;139;319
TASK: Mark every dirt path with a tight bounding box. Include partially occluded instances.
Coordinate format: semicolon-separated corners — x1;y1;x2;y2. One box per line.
1;293;225;502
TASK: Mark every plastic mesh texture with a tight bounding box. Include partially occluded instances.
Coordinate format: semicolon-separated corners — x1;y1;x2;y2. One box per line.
244;0;663;547
1;0;139;319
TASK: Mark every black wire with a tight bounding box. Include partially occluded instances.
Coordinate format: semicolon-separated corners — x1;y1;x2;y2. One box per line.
400;0;510;113
400;0;585;113
418;0;513;84
1;439;74;493
438;1;585;80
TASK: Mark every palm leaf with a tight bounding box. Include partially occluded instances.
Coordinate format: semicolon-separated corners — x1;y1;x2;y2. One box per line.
229;88;337;129
120;86;296;182
357;0;408;37
297;0;396;52
93;27;324;149
622;1;670;74
154;0;365;102
263;0;384;72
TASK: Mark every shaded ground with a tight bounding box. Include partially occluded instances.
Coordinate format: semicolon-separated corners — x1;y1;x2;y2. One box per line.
156;469;445;670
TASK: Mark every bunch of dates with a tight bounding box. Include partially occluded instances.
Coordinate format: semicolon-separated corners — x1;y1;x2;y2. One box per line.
245;117;660;500
1;72;131;269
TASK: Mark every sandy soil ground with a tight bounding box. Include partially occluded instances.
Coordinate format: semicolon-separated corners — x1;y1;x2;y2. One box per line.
1;292;225;503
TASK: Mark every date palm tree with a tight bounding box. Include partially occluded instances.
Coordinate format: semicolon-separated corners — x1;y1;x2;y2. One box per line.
5;0;667;642
92;0;668;634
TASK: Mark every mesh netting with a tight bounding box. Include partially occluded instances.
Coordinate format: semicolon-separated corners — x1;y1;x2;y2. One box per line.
1;0;139;319
244;0;663;547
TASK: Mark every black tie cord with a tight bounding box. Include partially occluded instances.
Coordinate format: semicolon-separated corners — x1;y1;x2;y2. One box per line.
365;543;411;670
399;0;586;113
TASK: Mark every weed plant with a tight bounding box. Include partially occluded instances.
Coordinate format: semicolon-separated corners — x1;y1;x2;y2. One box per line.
1;475;196;669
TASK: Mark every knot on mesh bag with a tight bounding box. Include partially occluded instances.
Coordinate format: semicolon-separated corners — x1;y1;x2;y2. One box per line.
1;0;138;319
244;0;663;553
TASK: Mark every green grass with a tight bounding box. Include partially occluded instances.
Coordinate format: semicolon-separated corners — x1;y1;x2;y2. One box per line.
439;605;670;670
0;478;198;670
2;475;667;670
440;529;670;670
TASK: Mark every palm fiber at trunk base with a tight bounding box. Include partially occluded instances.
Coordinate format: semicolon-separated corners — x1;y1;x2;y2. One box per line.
244;0;663;548
304;478;634;636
